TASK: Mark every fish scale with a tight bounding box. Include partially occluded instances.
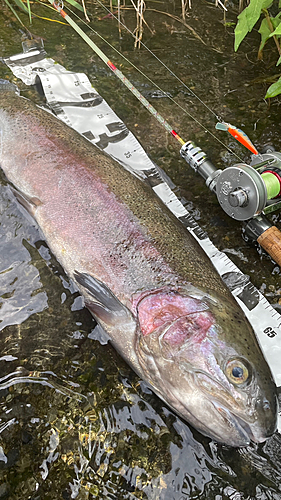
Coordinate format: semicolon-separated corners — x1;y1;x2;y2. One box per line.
0;50;279;445
4;48;281;391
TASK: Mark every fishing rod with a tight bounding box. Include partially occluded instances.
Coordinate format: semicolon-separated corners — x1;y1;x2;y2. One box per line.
63;1;244;161
94;0;224;123
48;0;281;266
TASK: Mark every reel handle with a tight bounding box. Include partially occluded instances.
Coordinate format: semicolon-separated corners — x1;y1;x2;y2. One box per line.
258;226;281;267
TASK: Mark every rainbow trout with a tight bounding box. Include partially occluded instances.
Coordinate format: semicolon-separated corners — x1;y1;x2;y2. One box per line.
0;81;277;446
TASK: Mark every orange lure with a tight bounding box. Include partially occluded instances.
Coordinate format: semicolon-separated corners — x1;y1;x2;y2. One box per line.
215;122;259;155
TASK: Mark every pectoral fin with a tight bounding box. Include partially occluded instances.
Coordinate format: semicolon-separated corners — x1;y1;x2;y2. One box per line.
75;272;140;374
11;187;42;217
74;271;134;327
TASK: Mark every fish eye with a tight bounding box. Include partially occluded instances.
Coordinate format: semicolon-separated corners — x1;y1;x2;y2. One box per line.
225;358;251;386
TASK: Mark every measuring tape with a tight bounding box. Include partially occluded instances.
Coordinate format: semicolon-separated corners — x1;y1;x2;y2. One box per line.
4;46;281;399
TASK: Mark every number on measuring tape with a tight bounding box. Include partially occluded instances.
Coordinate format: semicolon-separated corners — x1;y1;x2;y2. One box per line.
264;326;278;338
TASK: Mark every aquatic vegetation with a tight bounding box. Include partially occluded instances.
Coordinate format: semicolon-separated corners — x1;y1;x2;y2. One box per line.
1;0;224;46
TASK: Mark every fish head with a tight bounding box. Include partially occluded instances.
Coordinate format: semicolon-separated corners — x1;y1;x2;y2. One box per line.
134;287;278;447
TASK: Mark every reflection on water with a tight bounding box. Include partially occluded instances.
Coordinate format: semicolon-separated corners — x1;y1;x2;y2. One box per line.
1;1;281;498
0;185;48;330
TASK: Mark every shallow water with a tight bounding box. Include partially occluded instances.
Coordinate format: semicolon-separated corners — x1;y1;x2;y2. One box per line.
1;1;281;498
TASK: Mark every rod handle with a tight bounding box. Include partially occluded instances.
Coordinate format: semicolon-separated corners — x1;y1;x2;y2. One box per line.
257;225;281;267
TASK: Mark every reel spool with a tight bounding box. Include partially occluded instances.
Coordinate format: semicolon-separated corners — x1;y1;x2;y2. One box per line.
180;142;281;266
215;152;281;221
216;164;267;221
214;151;281;266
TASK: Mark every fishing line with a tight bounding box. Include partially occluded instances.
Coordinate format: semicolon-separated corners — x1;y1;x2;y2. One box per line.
49;0;244;160
67;5;244;161
94;0;222;122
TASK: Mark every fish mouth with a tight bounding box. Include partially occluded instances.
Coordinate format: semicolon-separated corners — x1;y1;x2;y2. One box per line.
212;401;268;447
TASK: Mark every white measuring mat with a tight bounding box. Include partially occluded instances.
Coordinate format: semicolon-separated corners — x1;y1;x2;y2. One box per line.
4;47;281;390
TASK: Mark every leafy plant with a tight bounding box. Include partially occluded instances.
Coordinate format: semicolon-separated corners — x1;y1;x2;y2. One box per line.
2;0;87;29
234;0;281;97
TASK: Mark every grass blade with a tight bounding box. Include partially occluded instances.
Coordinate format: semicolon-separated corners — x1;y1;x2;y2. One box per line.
26;0;32;23
11;0;30;14
65;0;87;14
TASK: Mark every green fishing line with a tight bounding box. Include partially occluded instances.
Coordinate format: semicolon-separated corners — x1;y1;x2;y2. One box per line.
261;172;280;200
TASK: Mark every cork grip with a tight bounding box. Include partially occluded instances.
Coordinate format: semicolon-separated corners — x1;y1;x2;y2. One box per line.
257;226;281;267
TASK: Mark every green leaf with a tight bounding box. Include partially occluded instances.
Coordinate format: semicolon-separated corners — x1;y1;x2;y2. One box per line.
272;17;281;28
274;10;281;21
12;0;30;14
258;16;272;52
277;54;281;65
265;77;281;97
269;21;281;37
262;0;274;7
26;0;32;24
64;0;87;13
235;0;273;51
